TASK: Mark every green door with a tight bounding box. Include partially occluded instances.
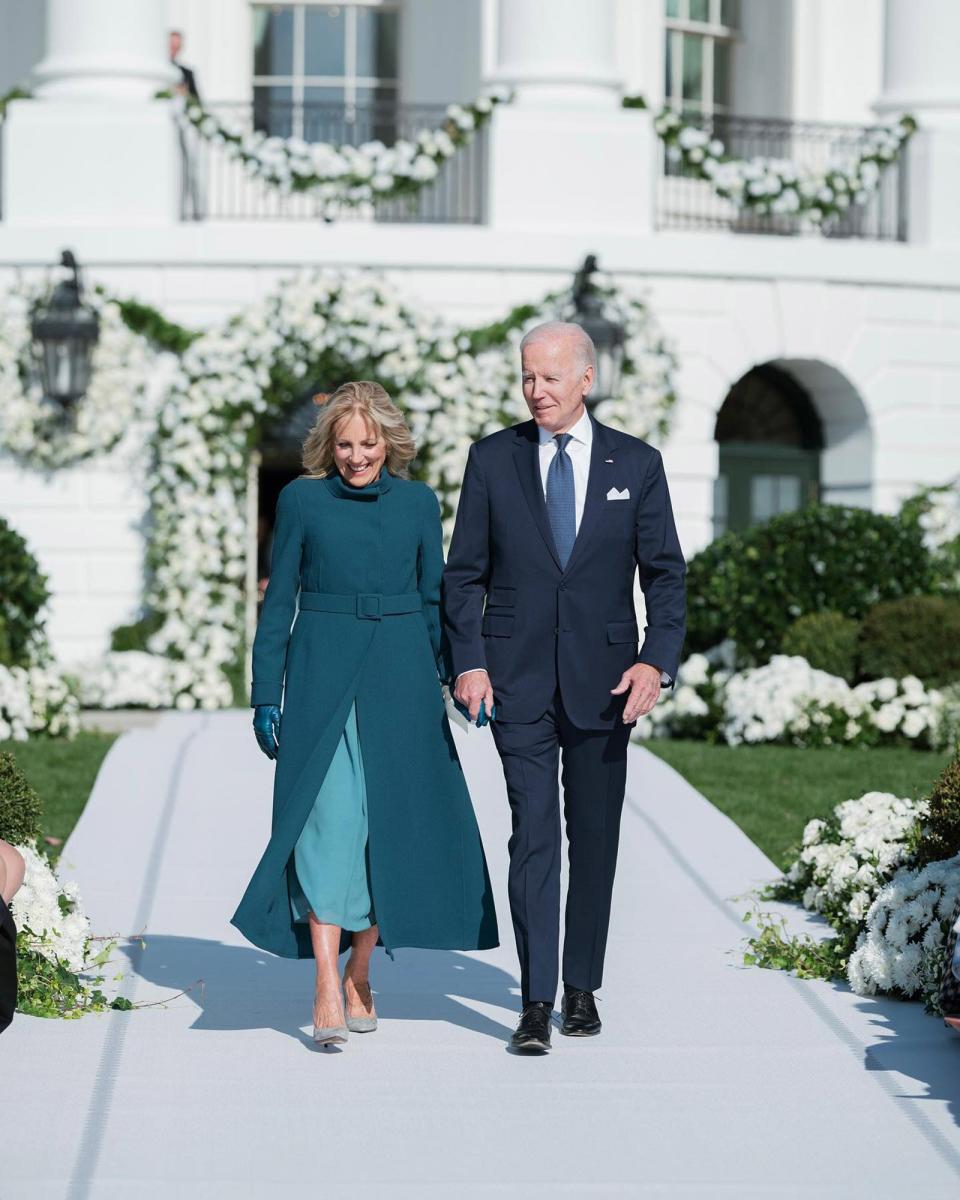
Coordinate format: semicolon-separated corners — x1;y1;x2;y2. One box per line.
715;441;820;537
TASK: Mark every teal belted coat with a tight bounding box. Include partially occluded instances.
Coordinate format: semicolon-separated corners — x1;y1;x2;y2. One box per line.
231;471;499;960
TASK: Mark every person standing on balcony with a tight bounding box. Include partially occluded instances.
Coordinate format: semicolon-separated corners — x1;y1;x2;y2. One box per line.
233;382;498;1047
169;29;204;219
444;322;686;1053
169;29;201;103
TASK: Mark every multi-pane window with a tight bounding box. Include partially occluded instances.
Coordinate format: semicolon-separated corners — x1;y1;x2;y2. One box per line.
252;2;400;138
664;0;738;116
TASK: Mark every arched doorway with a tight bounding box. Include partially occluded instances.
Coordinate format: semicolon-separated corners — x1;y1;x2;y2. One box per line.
713;363;824;536
245;392;325;659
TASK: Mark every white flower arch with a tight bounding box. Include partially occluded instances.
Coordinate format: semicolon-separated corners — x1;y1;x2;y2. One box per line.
143;268;678;707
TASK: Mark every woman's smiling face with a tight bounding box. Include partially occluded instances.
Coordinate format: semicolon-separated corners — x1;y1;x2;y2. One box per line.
333;410;387;487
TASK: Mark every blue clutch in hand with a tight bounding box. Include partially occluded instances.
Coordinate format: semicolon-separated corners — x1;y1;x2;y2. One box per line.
441;685;496;730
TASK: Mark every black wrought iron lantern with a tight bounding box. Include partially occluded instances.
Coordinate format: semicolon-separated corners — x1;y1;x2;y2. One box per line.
570;253;625;409
31;250;100;414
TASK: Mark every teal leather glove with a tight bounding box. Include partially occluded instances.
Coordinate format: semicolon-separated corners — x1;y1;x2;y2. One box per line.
253;704;281;760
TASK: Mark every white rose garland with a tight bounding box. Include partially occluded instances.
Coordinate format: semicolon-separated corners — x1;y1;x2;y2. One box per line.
653;108;916;227
180;87;512;216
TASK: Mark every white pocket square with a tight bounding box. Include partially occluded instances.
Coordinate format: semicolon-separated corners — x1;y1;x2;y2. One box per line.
606;487;630;501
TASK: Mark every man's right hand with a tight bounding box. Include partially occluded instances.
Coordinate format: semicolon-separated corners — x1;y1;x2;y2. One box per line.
253;704;281;760
453;669;494;723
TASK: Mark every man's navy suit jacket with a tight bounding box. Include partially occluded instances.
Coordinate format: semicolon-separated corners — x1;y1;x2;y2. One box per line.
442;415;687;730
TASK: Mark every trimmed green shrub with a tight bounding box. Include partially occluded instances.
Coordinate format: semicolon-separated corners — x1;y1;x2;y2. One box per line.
110;610;164;653
685;505;934;666
909;756;960;868
0;751;43;846
858;595;960;687
781;611;861;682
0;516;50;667
0;613;12;667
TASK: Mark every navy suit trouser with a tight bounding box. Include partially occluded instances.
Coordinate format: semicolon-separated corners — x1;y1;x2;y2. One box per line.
0;897;16;1035
491;690;630;1006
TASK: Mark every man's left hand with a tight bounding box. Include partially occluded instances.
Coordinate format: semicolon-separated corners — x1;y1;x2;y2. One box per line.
610;663;662;724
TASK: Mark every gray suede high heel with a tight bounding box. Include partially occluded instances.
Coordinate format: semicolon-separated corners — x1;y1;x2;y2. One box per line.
343;977;378;1033
312;996;349;1047
313;1021;349;1047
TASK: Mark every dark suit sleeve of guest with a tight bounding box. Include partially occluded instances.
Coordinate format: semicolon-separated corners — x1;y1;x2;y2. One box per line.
634;450;686;686
250;485;303;708
441;443;490;680
417;486;446;676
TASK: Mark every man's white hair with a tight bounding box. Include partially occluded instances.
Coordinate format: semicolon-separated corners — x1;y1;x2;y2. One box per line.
520;321;596;373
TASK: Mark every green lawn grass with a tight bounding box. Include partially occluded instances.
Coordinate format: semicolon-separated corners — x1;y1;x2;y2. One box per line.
1;732;118;858
642;740;954;871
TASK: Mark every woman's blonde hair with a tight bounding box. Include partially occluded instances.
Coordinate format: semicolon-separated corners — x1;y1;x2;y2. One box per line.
302;380;416;479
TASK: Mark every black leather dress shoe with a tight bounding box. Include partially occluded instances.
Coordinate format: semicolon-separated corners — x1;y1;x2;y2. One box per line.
510;1001;553;1052
560;987;601;1036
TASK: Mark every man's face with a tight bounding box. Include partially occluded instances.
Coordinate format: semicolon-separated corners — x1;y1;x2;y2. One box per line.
169;31;182;60
521;336;593;434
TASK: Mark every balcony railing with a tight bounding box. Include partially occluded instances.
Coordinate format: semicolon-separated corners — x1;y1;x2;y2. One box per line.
656;114;909;240
179;100;487;224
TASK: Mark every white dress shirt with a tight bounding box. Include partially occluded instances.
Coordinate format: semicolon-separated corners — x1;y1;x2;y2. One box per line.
538;406;592;533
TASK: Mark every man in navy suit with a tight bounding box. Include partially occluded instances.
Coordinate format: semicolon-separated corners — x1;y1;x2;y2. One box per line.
443;321;686;1052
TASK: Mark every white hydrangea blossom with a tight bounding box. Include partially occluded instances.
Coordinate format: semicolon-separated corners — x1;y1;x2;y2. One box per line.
0;663;80;741
782;791;928;926
847;854;960;1000
721;656;957;750
722;655;855;746
633;645;960;751
70;651;198;709
0;277;155;470
7;841;99;975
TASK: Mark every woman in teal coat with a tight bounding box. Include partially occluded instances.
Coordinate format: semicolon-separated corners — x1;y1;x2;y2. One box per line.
231;380;498;1045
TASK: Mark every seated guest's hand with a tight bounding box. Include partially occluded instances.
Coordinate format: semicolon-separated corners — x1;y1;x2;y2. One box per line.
610;664;662;724
454;669;494;723
253;704;281;759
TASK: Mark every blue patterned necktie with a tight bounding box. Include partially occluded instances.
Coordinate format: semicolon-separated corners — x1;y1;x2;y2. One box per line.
545;432;576;568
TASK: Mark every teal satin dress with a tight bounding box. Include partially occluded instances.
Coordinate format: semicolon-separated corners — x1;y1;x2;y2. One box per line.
288;701;374;931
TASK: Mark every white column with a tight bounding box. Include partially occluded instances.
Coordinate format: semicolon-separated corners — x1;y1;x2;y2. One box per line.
31;0;176;98
1;0;181;226
483;0;655;232
874;0;960;244
488;0;619;109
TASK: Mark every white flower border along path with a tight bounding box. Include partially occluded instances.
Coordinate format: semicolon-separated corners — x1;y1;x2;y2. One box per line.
745;788;960;1015
651;105;916;226
0;277;155;471
178;87;511;217
140;267;677;710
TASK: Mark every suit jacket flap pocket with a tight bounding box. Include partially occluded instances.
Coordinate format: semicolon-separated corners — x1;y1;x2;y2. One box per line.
487;586;517;607
607;619;640;644
482;612;515;637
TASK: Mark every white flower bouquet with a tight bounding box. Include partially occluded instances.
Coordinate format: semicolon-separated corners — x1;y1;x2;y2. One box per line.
7;839;120;1017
